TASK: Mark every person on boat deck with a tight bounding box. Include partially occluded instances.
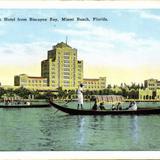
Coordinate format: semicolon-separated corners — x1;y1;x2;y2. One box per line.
128;101;137;111
77;83;84;109
117;102;122;110
92;99;98;110
99;102;105;110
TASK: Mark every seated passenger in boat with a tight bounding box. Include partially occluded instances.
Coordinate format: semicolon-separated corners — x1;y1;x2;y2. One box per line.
26;102;31;105
112;104;116;110
92;100;98;110
5;100;9;105
117;102;122;110
128;101;137;110
99;102;105;110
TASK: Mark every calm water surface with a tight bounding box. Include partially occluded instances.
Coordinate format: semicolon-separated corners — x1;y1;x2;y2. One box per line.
0;102;160;151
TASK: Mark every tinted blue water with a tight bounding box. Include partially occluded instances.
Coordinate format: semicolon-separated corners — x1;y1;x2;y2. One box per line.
0;102;160;151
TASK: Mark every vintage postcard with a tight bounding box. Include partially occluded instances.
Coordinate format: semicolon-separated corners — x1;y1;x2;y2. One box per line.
0;3;160;159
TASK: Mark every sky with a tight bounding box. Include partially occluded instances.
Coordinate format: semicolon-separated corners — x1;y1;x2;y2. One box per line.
0;9;160;86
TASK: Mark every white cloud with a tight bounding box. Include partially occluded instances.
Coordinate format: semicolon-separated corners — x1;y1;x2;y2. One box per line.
122;10;160;22
0;42;52;66
140;11;160;21
54;21;160;70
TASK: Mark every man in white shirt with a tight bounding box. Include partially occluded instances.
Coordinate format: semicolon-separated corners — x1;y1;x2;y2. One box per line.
77;84;84;109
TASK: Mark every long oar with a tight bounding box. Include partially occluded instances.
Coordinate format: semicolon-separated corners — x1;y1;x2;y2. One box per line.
53;99;73;114
53;109;59;114
65;99;73;105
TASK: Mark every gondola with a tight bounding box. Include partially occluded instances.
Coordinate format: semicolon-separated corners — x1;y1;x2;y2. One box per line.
49;100;160;115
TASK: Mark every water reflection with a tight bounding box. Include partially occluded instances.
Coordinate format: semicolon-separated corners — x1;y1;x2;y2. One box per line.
76;116;85;146
129;116;139;144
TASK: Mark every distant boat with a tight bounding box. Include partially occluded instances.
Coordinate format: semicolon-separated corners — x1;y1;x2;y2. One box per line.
0;101;50;108
49;100;160;115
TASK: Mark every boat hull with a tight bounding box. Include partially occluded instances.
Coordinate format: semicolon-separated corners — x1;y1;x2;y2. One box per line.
49;101;160;115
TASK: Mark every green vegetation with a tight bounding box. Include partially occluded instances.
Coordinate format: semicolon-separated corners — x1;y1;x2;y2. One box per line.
0;82;143;100
83;83;143;100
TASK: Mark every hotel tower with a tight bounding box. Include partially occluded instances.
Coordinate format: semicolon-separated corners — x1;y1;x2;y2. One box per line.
41;42;83;90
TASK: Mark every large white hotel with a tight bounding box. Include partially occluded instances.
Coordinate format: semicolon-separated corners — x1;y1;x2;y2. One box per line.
14;42;106;91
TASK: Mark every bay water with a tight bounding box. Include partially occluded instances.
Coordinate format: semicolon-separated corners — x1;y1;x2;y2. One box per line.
0;102;160;151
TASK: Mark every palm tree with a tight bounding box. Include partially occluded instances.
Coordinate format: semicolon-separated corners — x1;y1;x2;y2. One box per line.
0;87;5;98
14;87;32;98
6;88;15;97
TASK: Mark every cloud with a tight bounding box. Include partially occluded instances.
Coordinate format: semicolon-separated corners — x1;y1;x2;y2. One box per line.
55;21;137;44
0;42;52;66
140;11;160;21
0;41;56;85
54;21;160;69
51;19;160;85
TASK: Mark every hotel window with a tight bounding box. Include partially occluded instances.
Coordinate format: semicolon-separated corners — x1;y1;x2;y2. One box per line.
64;80;69;83
64;68;70;71
64;56;70;59
64;60;69;63
64;52;70;56
64;72;70;75
64;64;70;67
64;76;69;79
64;84;69;87
43;80;47;83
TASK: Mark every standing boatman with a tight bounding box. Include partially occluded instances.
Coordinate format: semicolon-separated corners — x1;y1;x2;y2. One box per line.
77;83;84;110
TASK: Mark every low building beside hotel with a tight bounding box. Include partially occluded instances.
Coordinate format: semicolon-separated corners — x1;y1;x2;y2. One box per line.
14;74;48;90
139;78;160;100
139;88;153;100
144;78;160;90
83;77;106;91
156;89;160;100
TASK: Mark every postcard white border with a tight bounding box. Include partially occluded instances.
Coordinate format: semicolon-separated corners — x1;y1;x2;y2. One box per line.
0;151;160;159
0;1;160;159
0;1;159;9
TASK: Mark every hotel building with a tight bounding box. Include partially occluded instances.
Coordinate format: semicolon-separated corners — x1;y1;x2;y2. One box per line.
83;77;106;91
14;74;48;90
41;42;83;90
14;42;106;91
